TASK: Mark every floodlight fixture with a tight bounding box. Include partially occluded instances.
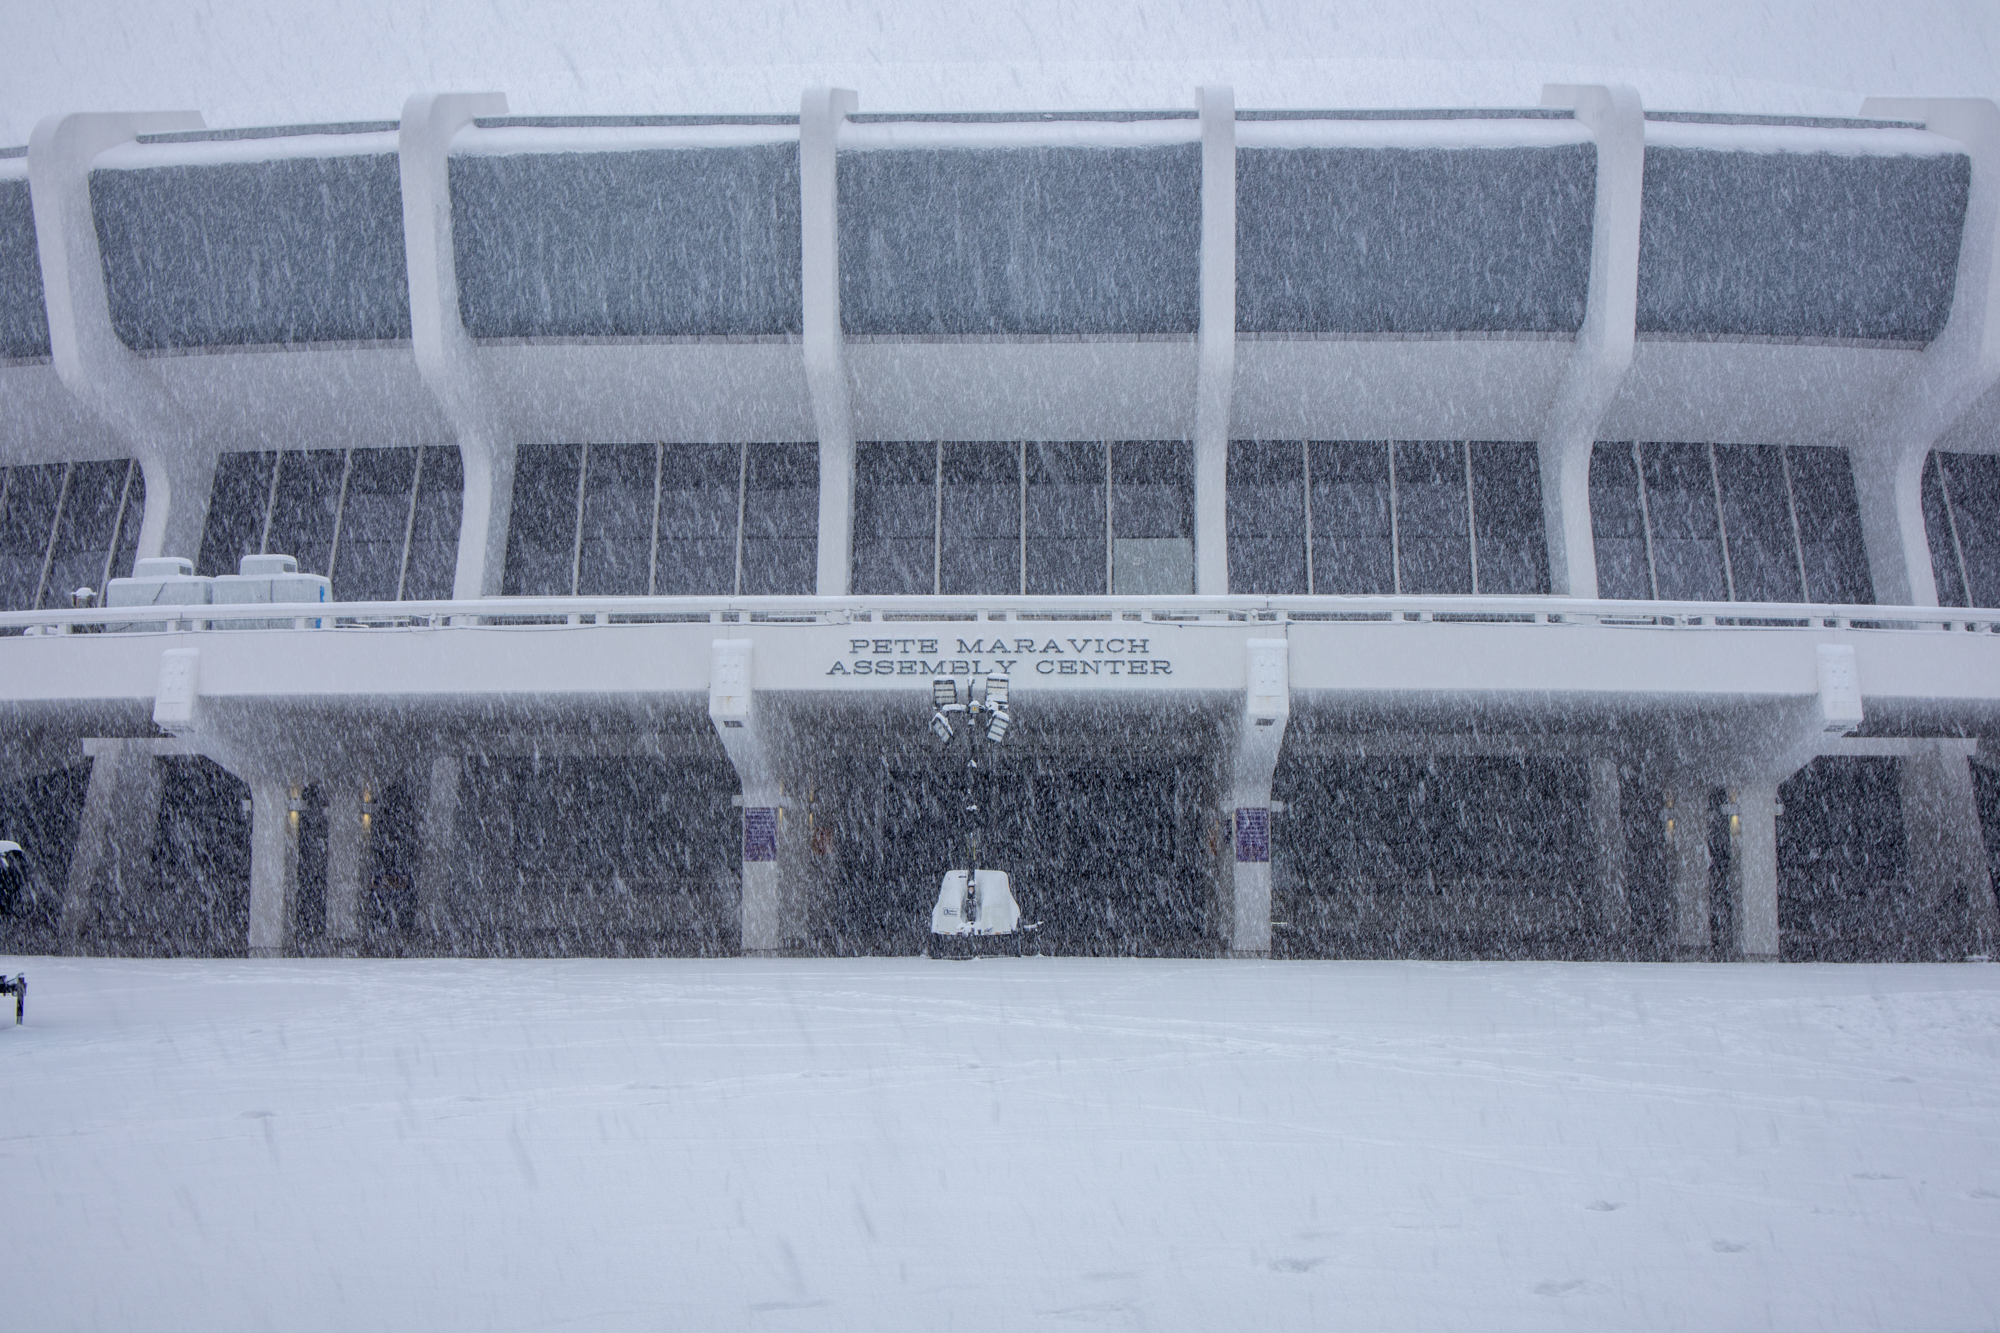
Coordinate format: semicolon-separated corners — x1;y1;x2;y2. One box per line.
984;676;1008;713
985;709;1011;744
930;711;954;743
932;679;958;709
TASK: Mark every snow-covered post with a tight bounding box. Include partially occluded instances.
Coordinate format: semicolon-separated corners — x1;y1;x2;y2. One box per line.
325;779;370;945
1716;645;1866;961
1851;99;2000;607
1219;639;1288;957
1900;743;1996;954
801;87;858;598
1661;782;1713;957
247;775;302;958
399;92;514;602
710;639;788;954
29;110;216;565
1722;784;1782;960
59;738;164;952
1588;756;1631;938
1193;85;1236;596
415;753;463;939
1533;85;1644;599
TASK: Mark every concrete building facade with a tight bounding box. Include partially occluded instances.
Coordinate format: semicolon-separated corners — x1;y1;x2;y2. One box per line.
2;87;1997;960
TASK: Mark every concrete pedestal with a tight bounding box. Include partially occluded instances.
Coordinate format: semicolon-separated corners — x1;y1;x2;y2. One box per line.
1590;757;1631;938
247;776;300;958
1665;784;1712;958
1728;784;1783;961
61;739;164;952
325;781;370;945
1901;747;1997;954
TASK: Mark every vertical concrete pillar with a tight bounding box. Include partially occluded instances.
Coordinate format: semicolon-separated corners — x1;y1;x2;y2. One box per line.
1218;640;1288;957
1663;783;1711;957
29;110;214;563
1727;783;1782;961
324;779;370;945
1851;445;1937;608
399;91;515;601
709;639;792;954
247;776;300;958
1850;98;2000;608
1192;85;1236;597
415;753;462;937
61;739;163;950
134;450;219;568
1534;84;1645;599
1589;756;1631;938
800;87;859;598
1901;746;1996;953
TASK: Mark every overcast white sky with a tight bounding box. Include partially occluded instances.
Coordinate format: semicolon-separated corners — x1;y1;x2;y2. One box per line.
2;0;1996;144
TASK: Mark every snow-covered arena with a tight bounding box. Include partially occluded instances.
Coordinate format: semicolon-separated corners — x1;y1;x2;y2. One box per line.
1;4;1999;970
6;0;2000;1327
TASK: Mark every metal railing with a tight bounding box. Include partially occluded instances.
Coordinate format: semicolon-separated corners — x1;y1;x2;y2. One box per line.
3;593;1997;637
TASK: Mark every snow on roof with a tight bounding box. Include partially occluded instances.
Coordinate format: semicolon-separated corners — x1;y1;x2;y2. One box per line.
2;0;1996;147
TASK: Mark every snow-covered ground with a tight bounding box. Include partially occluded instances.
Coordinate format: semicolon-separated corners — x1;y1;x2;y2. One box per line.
4;957;2000;1331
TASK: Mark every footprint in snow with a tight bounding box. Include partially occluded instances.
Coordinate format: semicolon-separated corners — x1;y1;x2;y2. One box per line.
1711;1240;1751;1253
1534;1279;1589;1297
1269;1257;1324;1273
1585;1200;1622;1212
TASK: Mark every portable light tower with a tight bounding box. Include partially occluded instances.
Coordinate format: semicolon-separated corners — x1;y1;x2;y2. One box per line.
928;675;1033;954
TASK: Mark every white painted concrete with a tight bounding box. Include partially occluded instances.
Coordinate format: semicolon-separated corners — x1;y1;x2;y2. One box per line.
1535;84;1643;599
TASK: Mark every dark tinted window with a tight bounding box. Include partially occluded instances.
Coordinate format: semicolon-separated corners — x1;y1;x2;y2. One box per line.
1227;442;1305;595
1025;443;1106;596
852;442;937;595
740;444;817;596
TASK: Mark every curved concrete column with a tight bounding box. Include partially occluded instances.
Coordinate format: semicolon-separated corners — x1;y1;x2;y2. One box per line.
1535;85;1645;599
1217;638;1287;956
801;87;859;597
1661;783;1713;957
246;774;301;958
28;110;213;564
1853;98;2000;607
1193;85;1236;596
709;639;790;953
399;91;513;600
1723;784;1783;960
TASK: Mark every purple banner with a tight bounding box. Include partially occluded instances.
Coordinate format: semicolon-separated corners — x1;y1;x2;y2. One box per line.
1234;807;1269;864
743;807;778;862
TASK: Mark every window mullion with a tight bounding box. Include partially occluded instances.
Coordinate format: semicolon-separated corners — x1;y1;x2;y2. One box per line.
734;443;750;598
100;458;138;593
327;448;355;584
1936;452;1974;608
394;446;424;602
570;444;590;597
260;450;283;555
1387;442;1401;596
1779;445;1810;603
1633;442;1659;601
1104;442;1114;595
933;442;944;596
1302;441;1315;596
647;442;664;597
1709;442;1735;603
1018;440;1027;597
1463;441;1479;596
32;461;72;610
